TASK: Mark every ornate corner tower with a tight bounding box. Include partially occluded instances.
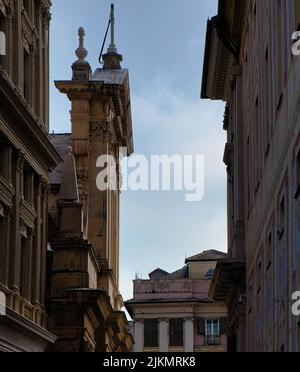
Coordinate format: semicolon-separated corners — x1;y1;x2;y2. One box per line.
49;5;134;352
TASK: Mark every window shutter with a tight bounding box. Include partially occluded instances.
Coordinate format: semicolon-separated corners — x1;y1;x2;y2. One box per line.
220;318;227;335
169;319;184;347
197;318;206;335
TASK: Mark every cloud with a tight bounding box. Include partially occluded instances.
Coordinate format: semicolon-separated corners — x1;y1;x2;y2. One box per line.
120;84;227;301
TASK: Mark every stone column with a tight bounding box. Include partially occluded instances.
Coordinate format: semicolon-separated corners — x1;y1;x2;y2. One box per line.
40;179;48;307
0;205;10;286
134;320;144;352
9;151;24;291
32;176;42;305
159;319;169;352
184;318;194;352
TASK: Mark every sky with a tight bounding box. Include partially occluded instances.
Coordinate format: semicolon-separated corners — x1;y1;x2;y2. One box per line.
50;0;227;302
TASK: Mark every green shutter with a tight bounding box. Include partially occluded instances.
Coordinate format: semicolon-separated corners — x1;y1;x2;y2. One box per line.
197;318;206;335
220;318;227;335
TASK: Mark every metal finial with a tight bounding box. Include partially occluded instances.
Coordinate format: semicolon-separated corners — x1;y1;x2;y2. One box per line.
75;27;88;61
108;4;117;53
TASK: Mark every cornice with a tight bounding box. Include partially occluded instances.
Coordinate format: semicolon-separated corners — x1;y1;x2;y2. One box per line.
0;71;61;171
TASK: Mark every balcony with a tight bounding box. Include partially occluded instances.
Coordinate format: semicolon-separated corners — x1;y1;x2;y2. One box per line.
205;335;220;346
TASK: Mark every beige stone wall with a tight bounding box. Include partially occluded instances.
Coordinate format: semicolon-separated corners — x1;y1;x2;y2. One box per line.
0;0;51;128
0;0;59;352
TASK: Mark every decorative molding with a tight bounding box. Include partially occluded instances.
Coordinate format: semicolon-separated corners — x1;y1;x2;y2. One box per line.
77;167;88;202
0;175;15;208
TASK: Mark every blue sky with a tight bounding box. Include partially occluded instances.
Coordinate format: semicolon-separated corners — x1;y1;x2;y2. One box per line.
50;0;227;301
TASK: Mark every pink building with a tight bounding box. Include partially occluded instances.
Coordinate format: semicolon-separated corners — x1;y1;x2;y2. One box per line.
125;250;228;352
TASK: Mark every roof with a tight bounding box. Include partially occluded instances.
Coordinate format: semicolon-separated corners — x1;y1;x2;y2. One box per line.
209;259;245;302
49;133;71;186
168;266;188;280
201;1;247;100
125;297;213;317
201;17;216;99
148;268;169;280
186;250;227;263
125;298;212;305
91;68;128;85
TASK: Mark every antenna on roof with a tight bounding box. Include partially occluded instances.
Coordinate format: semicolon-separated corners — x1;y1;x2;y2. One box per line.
99;4;117;65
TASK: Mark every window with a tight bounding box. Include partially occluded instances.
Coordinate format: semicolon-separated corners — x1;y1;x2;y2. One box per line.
0;11;5;67
266;232;273;271
0;143;4;176
276;0;283;106
275;0;288;108
278;197;285;240
23;50;31;102
295;150;300;199
205;319;220;346
257;260;262;295
0;214;5;283
295;0;300;30
144;320;158;348
23;170;33;204
20;236;29;299
264;47;271;157
169;319;184;347
254;96;261;192
246;135;251;218
298;321;300;352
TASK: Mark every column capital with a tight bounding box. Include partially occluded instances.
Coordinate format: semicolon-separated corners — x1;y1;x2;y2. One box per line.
158;318;169;323
16;150;25;171
184;317;195;323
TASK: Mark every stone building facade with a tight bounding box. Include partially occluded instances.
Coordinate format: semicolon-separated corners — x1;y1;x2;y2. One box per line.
126;250;228;353
0;1;133;352
0;0;60;351
202;0;300;352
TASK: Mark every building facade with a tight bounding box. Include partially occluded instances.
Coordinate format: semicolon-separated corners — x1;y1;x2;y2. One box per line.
0;1;133;352
46;24;134;352
0;0;60;352
202;0;300;352
126;250;228;353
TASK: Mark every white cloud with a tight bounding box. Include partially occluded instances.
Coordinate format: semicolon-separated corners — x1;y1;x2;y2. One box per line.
120;84;228;301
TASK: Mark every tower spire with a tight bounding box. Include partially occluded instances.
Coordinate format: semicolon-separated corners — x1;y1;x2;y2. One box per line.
76;27;88;61
102;3;123;70
72;27;91;80
108;4;117;53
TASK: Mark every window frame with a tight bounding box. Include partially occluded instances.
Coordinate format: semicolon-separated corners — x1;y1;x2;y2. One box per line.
205;319;220;346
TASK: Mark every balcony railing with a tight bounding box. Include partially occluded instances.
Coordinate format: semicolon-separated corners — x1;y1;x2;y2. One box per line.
205;336;220;346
